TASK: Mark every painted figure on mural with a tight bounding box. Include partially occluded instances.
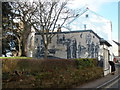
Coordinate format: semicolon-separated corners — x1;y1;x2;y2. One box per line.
72;39;77;58
91;42;95;58
95;44;99;58
86;33;92;44
78;42;82;58
66;39;71;59
36;45;41;57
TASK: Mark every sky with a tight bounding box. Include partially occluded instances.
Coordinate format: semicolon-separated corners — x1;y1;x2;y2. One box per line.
68;0;119;41
30;0;118;41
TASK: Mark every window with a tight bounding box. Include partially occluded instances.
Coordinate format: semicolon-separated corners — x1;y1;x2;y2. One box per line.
85;14;88;18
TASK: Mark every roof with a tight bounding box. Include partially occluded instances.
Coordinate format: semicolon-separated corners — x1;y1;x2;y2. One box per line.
68;9;111;25
113;40;120;46
35;30;101;39
100;38;112;47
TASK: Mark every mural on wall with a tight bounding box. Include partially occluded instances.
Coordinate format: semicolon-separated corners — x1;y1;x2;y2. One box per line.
34;32;100;59
34;37;44;58
66;39;72;59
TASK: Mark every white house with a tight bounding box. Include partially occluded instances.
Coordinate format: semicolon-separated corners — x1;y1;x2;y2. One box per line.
63;8;113;61
112;40;120;56
34;30;100;59
99;38;112;75
31;29;112;76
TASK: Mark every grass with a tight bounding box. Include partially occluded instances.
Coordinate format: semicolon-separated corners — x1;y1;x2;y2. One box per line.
0;57;32;59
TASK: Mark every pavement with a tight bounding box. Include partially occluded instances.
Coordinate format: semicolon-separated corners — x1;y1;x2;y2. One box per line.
76;64;120;88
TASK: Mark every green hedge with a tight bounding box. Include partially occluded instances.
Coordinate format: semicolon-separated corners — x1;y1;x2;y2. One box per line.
75;58;97;69
2;58;103;88
0;57;32;59
2;59;76;73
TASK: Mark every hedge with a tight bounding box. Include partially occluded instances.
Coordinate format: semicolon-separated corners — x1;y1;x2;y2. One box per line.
75;58;97;69
2;58;103;88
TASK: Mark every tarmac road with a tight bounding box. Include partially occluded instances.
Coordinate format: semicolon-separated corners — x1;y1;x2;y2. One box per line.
109;78;120;88
104;63;120;88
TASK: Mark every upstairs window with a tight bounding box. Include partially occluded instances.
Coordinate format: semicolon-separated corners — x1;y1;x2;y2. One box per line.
85;14;88;18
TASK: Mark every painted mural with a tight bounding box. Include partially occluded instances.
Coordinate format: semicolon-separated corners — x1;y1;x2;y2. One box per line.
34;30;100;59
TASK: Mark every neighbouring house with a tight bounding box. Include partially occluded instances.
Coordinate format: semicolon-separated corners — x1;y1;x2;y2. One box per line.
113;40;120;57
112;40;120;63
99;38;112;75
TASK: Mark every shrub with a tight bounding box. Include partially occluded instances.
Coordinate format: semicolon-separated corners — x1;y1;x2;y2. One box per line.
2;59;18;73
75;58;97;69
2;58;103;88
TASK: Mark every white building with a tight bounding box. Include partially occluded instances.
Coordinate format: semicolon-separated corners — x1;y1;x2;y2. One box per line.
112;40;120;56
63;8;113;61
27;8;113;76
31;30;112;76
34;30;100;59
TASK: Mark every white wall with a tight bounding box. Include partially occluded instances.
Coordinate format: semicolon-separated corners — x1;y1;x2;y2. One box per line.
112;41;119;56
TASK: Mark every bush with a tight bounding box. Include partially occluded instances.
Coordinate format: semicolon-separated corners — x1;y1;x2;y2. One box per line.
2;58;103;88
75;58;97;69
2;59;18;73
2;59;76;73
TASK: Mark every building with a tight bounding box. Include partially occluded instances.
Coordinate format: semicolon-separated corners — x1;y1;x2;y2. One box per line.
34;30;100;59
99;38;112;75
31;30;111;76
112;40;120;63
113;40;120;56
63;7;113;61
63;8;112;44
27;7;113;76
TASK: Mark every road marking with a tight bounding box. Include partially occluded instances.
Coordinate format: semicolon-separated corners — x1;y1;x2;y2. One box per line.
97;74;120;88
105;77;120;88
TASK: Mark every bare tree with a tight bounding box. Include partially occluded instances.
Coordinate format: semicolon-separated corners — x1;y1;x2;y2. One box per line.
11;1;37;56
33;0;73;58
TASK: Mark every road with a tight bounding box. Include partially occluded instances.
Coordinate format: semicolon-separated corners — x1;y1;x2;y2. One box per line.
105;63;120;88
105;76;120;88
110;79;120;88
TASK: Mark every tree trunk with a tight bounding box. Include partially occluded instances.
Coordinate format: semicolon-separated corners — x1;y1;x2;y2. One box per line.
17;40;22;56
44;45;48;59
21;22;31;57
16;36;22;56
21;40;27;56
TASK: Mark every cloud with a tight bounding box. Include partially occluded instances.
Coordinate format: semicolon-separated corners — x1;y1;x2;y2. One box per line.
68;0;119;11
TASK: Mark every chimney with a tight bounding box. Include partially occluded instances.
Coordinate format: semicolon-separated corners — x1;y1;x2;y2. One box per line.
84;24;86;30
57;24;61;32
